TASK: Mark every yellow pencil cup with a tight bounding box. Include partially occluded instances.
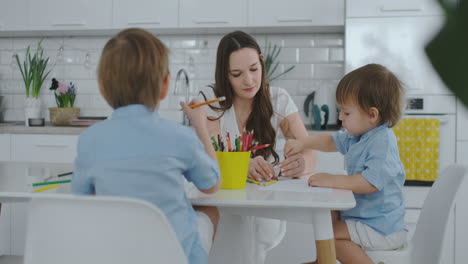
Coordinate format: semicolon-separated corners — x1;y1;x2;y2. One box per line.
216;151;251;189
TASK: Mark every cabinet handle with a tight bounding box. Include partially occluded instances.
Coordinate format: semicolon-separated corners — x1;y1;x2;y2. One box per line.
34;144;68;148
127;20;160;25
192;19;229;24
276;17;313;23
51;21;86;26
380;4;422;12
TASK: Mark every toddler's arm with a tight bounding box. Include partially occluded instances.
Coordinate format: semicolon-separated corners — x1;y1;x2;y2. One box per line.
284;133;337;157
308;173;378;194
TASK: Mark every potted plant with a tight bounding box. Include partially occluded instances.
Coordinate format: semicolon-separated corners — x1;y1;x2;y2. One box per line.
15;40;54;126
48;78;80;126
263;38;295;84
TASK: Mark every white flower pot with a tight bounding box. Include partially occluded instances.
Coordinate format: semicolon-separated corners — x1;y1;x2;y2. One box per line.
24;97;42;127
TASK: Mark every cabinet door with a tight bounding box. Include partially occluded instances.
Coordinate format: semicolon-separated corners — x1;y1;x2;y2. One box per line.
457;101;468;141
11;134;78;163
28;0;112;30
113;0;178;29
457;142;468;165
249;0;344;27
0;134;10;161
0;0;29;31
455;180;468;264
346;0;444;18
179;0;247;28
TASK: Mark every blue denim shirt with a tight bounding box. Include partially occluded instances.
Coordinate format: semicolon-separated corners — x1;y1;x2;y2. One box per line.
333;124;406;235
72;104;220;263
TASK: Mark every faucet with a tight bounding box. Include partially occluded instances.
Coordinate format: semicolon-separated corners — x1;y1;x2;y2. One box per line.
174;68;190;126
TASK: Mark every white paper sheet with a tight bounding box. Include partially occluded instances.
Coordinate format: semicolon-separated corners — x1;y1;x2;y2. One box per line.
258;178;332;193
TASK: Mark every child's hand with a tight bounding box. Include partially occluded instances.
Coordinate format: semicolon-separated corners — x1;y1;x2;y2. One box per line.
284;139;304;158
180;99;207;129
308;173;336;188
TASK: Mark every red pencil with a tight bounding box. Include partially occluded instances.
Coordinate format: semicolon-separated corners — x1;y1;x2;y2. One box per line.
250;144;270;151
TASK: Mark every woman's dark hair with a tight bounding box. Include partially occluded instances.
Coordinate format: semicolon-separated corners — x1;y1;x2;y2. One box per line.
203;31;279;163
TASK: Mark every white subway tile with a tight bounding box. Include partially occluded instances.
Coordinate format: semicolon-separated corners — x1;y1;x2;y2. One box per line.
299;48;329;63
0;65;12;79
91;94;110;108
170;36;198;49
314;64;344;80
0;51;14;65
330;48;344;62
169;49;186;64
0;39;13;49
277;48;300;63
278;64;313;80
0;95;14;108
314;34;343;47
2;109;22;121
64;37;108;50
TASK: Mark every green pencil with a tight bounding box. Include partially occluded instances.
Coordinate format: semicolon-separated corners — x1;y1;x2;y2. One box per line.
32;179;71;187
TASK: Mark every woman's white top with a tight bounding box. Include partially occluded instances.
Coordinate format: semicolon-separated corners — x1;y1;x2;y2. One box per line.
200;86;298;160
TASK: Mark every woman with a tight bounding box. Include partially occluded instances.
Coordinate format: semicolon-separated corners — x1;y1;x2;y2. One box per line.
200;31;316;263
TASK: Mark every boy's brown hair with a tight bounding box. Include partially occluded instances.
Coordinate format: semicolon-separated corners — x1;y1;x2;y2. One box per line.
336;63;404;127
98;28;169;110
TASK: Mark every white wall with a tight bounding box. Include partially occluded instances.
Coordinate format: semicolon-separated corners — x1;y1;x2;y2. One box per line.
0;33;344;125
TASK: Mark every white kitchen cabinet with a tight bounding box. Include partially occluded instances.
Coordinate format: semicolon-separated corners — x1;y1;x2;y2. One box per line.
0;134;11;161
346;0;444;18
457;142;468;165
248;0;344;27
11;134;78;163
455;179;468;264
457;100;468;141
179;0;247;28
0;0;29;31
28;0;112;30
113;0;178;29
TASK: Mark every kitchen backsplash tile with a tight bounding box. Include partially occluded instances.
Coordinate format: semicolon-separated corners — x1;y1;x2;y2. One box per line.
0;32;344;125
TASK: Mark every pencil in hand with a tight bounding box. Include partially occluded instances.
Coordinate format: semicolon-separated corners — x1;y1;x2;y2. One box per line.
250;144;270;151
189;96;226;109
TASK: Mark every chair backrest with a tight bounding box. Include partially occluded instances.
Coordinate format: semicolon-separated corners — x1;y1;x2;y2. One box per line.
411;165;467;264
23;194;188;264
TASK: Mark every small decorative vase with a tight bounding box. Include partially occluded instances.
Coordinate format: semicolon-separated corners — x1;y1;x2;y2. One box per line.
24;97;42;127
49;107;80;126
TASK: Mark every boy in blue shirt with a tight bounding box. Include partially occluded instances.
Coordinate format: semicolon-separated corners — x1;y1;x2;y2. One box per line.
285;64;407;264
72;28;221;264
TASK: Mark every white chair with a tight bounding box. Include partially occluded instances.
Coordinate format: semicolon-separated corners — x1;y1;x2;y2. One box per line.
366;164;468;264
23;194;188;264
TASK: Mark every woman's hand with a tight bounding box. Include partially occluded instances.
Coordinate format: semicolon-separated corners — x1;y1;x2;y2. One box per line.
284;139;304;158
180;99;207;130
279;153;305;178
249;156;275;182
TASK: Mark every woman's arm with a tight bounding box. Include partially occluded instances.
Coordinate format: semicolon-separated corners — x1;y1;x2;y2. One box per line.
280;112;317;176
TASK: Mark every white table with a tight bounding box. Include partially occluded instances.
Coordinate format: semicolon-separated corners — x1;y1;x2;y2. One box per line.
191;180;356;264
0;162;356;263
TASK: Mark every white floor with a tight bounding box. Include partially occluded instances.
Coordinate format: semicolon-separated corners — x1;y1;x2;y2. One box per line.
0;256;22;264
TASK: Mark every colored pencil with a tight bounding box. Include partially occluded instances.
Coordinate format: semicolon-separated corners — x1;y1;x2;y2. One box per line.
32;179;71;187
189;96;226;109
246;178;260;185
57;172;73;177
33;184;60;193
263;180;278;186
250;144;270;151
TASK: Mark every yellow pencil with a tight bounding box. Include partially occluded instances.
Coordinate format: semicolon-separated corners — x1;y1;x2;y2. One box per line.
33;184;59;193
189;97;226;109
263;180;278;186
246;178;260;185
